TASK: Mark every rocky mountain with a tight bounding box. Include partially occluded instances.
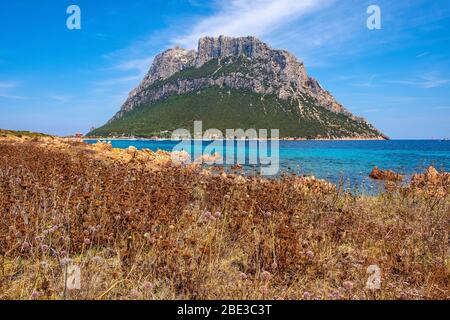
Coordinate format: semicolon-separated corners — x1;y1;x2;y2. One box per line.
89;36;386;139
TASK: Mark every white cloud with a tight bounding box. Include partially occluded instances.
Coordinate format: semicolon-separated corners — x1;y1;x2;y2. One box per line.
420;75;450;88
432;106;450;110
48;95;72;103
0;81;24;100
172;0;335;48
387;74;450;89
0;81;19;89
0;93;25;100
101;0;335;87
351;75;379;88
113;56;154;76
416;52;430;58
93;75;143;87
361;108;381;113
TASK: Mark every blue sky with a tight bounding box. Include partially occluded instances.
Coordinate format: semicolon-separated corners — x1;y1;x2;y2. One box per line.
1;0;449;139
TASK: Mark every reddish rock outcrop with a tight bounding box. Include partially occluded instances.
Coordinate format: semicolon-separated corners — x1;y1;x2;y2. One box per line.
409;166;450;196
369;167;403;182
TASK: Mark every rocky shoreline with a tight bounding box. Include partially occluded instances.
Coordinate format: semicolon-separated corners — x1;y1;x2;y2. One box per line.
2;134;446;191
85;136;388;141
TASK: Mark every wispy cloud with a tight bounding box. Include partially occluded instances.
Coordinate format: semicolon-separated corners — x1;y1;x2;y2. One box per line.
0;93;25;100
416;52;430;58
0;81;19;89
0;81;25;100
101;0;337;86
360;108;381;113
93;75;143;87
48;95;72;103
172;0;336;48
114;57;154;73
95;57;154;92
351;75;379;88
103;0;450;72
387;74;450;89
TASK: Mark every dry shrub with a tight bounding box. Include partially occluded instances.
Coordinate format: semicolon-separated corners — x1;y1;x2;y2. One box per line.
0;139;448;300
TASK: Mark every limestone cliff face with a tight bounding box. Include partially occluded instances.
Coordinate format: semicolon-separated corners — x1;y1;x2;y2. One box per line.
111;36;374;130
139;47;196;90
196;36;272;66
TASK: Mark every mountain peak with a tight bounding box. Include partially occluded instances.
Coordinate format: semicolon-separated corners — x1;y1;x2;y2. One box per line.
93;36;386;140
196;35;271;65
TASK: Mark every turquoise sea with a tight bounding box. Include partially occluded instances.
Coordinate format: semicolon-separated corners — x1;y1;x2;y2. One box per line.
84;139;450;192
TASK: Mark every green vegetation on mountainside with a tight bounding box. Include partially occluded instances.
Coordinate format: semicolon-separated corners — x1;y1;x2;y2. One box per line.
88;87;382;139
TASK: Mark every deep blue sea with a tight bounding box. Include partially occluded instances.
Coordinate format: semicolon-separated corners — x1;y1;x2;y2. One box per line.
84;139;450;192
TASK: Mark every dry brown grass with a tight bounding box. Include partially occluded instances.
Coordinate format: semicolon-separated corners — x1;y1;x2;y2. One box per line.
0;137;448;300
